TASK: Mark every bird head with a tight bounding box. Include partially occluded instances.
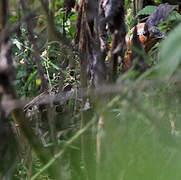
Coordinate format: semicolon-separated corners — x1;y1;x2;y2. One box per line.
149;27;165;40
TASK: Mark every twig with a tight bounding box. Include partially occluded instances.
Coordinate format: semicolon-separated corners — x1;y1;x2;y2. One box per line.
2;76;181;114
20;0;47;91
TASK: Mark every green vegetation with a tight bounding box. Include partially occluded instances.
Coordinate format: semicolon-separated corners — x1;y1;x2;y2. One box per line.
0;0;181;180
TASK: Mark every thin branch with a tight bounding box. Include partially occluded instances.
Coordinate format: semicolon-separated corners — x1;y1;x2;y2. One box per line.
20;0;47;91
2;76;181;114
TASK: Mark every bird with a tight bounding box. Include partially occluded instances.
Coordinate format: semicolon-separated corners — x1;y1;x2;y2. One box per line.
122;3;176;72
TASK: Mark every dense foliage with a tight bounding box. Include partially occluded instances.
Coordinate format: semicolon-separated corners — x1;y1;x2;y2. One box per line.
0;0;181;180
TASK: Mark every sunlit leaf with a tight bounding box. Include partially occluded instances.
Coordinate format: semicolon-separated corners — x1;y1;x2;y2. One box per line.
36;78;41;86
70;13;78;21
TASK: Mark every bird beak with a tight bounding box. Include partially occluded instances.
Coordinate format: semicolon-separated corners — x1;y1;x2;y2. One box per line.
152;33;165;40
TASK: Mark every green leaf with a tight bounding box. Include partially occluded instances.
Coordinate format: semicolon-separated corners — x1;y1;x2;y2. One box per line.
136;5;179;20
156;24;181;78
167;10;181;22
9;14;18;23
70;13;78;21
49;61;60;70
24;70;38;91
136;6;157;17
